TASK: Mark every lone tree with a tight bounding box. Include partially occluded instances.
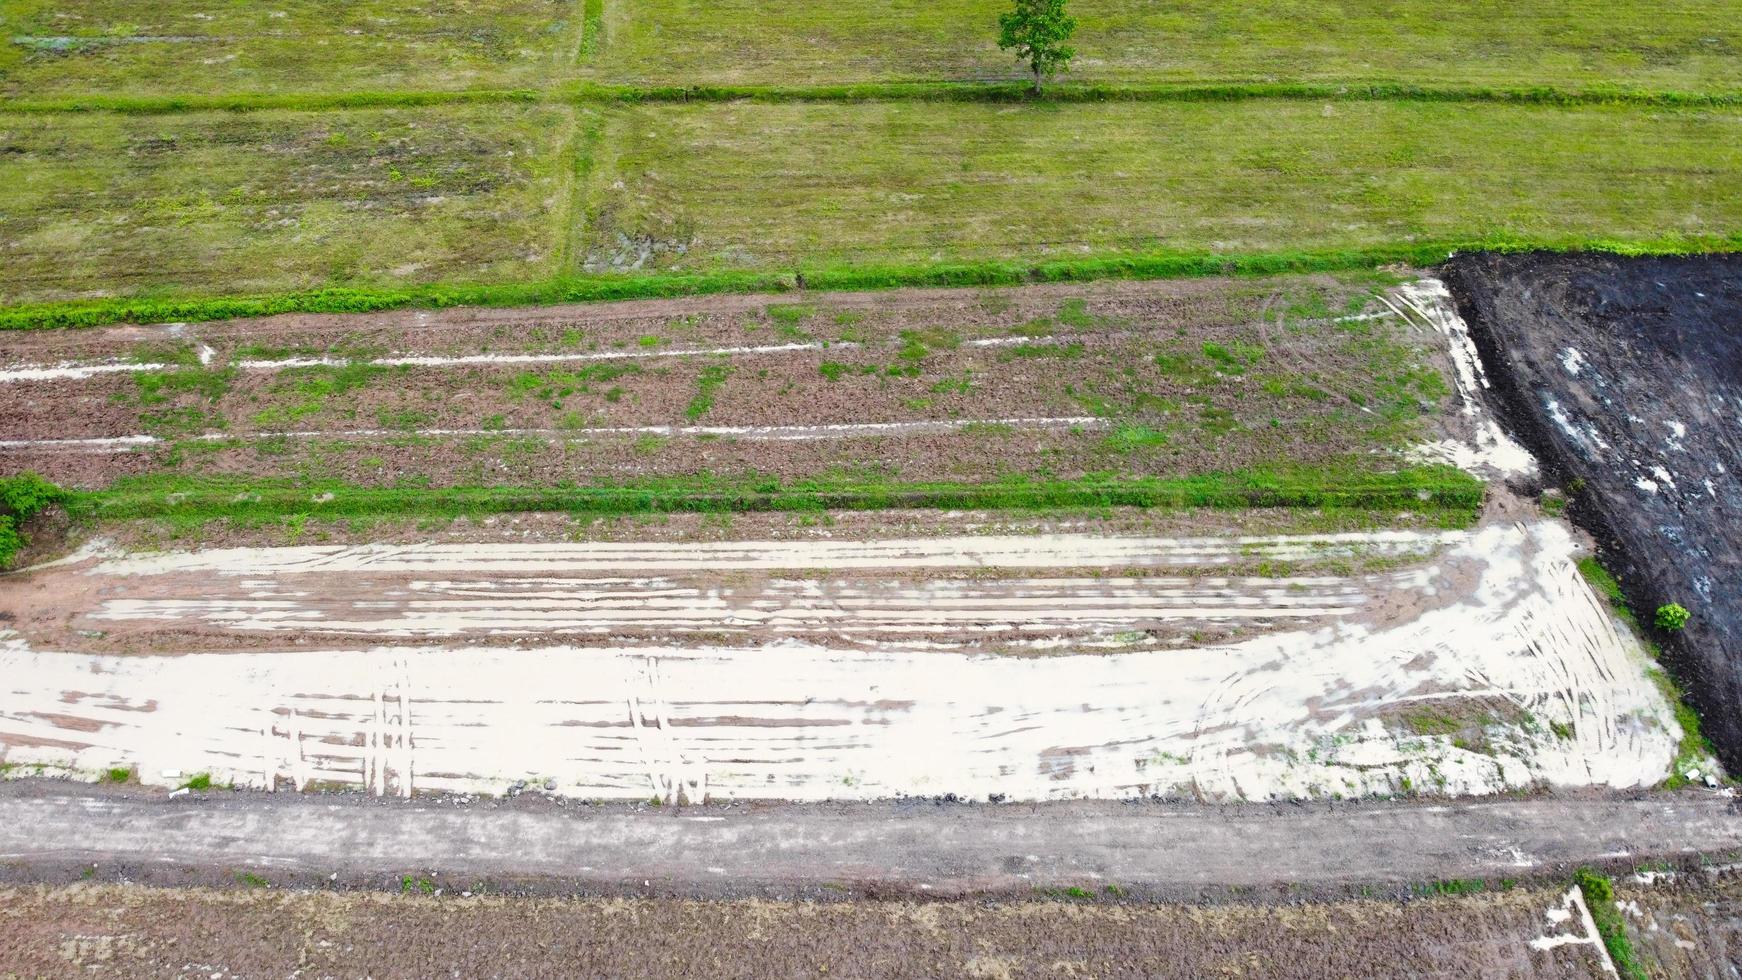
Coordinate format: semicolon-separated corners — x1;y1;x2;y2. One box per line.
998;0;1076;95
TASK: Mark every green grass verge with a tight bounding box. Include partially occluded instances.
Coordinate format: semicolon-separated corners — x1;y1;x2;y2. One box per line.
1577;556;1718;788
68;466;1483;527
1;241;1731;332
1573;869;1650;980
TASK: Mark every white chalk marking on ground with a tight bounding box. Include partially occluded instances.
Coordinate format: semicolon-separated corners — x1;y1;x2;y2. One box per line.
0;311;1396;384
0;335;1085;385
0;361;164;382
1396;279;1537;479
1528;886;1618;974
0;522;1680;803
0;416;1108;453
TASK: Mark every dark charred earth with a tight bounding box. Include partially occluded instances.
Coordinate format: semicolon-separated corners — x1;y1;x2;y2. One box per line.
1444;252;1742;771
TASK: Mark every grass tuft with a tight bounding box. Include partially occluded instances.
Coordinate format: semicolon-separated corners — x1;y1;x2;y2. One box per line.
1574;869;1649;980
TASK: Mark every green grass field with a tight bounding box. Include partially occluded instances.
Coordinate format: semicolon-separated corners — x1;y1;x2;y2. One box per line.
0;104;580;304
0;0;583;97
580;101;1740;272
4;98;1735;308
0;1;1738;316
6;0;1739;97
597;0;1742;90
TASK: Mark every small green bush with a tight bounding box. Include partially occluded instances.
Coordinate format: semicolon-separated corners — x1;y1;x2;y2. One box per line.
0;473;66;568
1655;602;1691;631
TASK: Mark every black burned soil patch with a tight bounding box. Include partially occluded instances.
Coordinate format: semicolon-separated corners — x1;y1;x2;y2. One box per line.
1444;251;1742;770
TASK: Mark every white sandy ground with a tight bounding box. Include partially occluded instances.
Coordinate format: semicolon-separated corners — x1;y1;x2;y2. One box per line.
0;521;1681;803
89;529;1454;576
83;573;1381;640
1393;279;1539;480
77;532;1447;641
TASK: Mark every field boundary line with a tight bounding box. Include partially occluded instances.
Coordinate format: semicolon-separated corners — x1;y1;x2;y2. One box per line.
6;241;1741;332
4;80;1741;116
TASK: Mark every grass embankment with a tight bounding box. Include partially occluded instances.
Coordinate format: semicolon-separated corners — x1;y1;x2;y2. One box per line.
3;97;1738;323
7;0;1738;96
68;466;1484;529
0;245;1446;330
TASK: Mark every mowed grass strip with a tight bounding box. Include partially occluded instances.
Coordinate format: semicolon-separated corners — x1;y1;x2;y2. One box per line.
0;104;581;305
582;100;1742;271
598;0;1742;91
6;0;1739;101
0;0;585;98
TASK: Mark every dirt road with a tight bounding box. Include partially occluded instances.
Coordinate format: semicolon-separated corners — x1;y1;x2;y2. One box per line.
1;781;1737;899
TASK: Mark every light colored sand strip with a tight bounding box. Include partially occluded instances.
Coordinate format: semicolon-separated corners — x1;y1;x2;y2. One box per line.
0;361;165;382
0;310;1397;384
0;416;1107;452
93;530;1458;577
84;573;1376;638
0;335;1073;384
1397;279;1537;479
0;522;1678;803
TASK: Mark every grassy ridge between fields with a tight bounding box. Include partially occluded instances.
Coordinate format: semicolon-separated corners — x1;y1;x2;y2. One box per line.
67;466;1485;527
3;241;1735;332
6;80;1742;116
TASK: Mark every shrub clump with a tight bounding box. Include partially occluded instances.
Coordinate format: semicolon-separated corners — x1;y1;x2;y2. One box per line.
0;473;67;568
1655;602;1691;631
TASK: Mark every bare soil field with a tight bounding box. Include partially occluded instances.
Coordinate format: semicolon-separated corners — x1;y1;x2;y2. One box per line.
1617;866;1742;976
1445;253;1742;774
0;274;1695;805
0;275;1451;490
0;880;1624;979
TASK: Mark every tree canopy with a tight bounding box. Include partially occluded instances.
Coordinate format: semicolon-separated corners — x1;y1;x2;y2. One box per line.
998;0;1077;94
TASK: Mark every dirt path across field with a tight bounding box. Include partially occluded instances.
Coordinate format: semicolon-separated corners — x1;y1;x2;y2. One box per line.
0;781;1736;902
